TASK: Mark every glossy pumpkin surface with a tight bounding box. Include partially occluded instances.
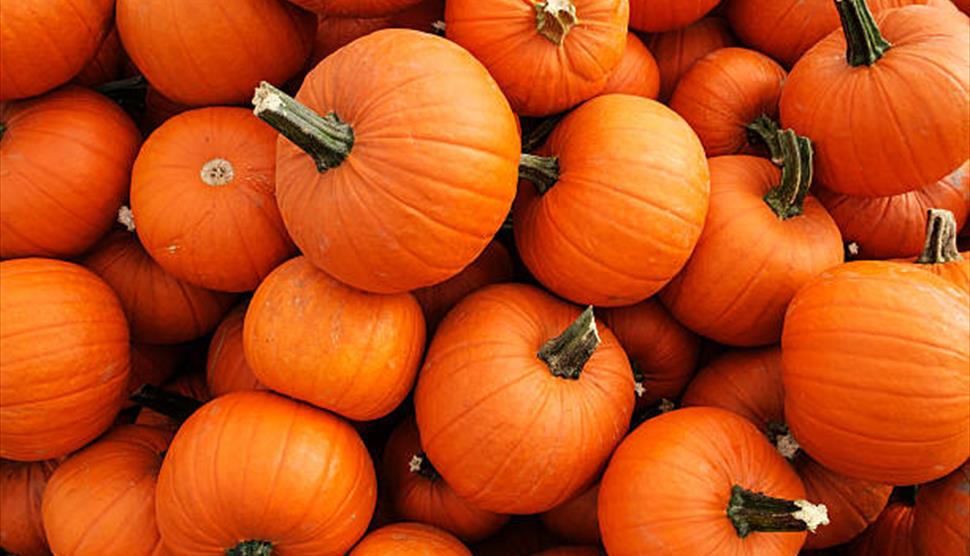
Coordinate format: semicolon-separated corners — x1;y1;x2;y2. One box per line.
0;459;59;556
599;33;660;99
629;0;719;32
349;522;470;555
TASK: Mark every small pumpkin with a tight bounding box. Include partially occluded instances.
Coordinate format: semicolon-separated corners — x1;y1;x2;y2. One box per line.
912;463;969;556
644;16;736;101
540;484;600;546
629;0;719;32
0;459;59;556
349;522;470;555
599;33;660;99
896;209;970;292
206;303;265;397
291;0;423;17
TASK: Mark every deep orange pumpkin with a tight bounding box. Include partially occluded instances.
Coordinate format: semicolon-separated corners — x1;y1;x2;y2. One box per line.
779;2;970;197
310;16;393;66
783;261;970;485
629;0;719;32
127;342;185;407
291;0;423;17
350;522;470;555
256;30;520;294
42;425;171;556
0;459;59;556
1;86;141;259
141;87;190;134
912;463;969;556
848;502;917;556
895;209;970;292
155;391;376;555
415;284;634;514
0;259;129;461
644;17;736;101
515;94;710;307
206;304;265;397
540;484;600;546
73;26;129;87
599;33;660;99
445;0;628;116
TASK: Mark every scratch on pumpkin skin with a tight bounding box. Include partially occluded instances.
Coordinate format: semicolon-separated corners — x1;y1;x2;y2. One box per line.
166;244;178;254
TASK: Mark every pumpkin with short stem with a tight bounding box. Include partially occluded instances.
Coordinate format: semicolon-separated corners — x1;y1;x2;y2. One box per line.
599;407;829;555
415;284;634;514
1;87;141;259
540;484;600;545
600;33;660;99
291;0;423;17
849;502;917;555
645;17;736;102
0;459;59;556
629;0;719;32
127;342;185;407
444;0;628;117
207;304;265;397
515;94;710;307
912;463;969;556
155;391;376;555
670;48;787;157
42;426;171;556
779;1;969;197
135;371;211;431
783;261;970;485
895;209;969;292
253;30;520;294
350;522;470;555
1;259;130;461
73;26;129;87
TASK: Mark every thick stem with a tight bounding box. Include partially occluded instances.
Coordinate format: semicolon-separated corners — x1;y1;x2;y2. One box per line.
835;0;892;66
519;153;560;194
763;129;814;220
408;452;440;481
746;115;783;164
252;81;353;173
535;0;578;46
916;209;962;264
226;540;273;556
130;384;203;423
96;75;147;96
538;306;600;380
727;485;829;539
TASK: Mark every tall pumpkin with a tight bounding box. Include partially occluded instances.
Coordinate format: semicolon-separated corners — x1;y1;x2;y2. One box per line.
206;303;264;397
0;459;59;556
628;0;719;32
349;522;470;555
644;17;736;101
254;30;520;293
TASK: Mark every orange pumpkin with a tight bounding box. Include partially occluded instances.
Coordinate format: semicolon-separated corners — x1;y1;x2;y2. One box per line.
1;259;129;461
310;16;393;66
599;33;660;99
644;17;736;101
849;502;916;556
471;517;561;556
141;87;190;134
540;484;600;546
1;87;141;259
350;522;470;555
291;0;423;17
445;0;628;116
73;26;129;87
255;30;520;293
206;304;265;397
127;342;185;406
912;463;970;556
155;391;376;555
0;459;59;556
532;548;604;556
896;209;970;292
629;0;719;32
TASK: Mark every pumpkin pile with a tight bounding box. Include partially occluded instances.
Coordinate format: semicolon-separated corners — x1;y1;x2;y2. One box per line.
1;0;968;554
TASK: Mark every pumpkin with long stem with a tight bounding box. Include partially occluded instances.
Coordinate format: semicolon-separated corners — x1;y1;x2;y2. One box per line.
349;522;470;555
628;0;719;32
0;459;59;556
896;209;969;292
644;17;736;102
206;303;265;397
599;33;660;99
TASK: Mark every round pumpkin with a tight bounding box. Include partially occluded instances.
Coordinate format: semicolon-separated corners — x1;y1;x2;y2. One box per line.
912;463;969;556
1;86;141;259
779;2;970;197
1;259;130;461
515;94;710;307
206;303;264;397
116;0;314;106
42;425;171;556
600;33;660;99
291;0;422;17
310;15;394;66
629;0;719;32
127;342;185;406
350;522;470;555
848;502;916;555
896;209;970;292
255;30;519;293
644;16;736;101
73;26;129;87
540;484;600;546
415;284;634;514
0;459;59;556
783;261;970;485
444;0;628;116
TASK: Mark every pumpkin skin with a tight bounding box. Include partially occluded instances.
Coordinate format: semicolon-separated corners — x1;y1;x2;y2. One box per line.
600;33;660;99
206;304;264;397
471;517;561;556
74;26;128;87
445;0;628;116
895;210;970;293
270;30;520;294
42;426;171;556
783;261;970;485
0;259;130;461
540;484;600;545
414;283;635;514
598;407;810;555
245;256;425;421
780;5;970;197
349;522;470;555
155;391;376;555
629;0;719;33
0;459;59;556
116;0;314;106
141;88;190;134
0;0;114;100
127;342;185;406
1;87;141;259
912;463;969;556
670;48;787;157
849;503;916;556
515;94;710;307
135;371;211;431
310;16;394;66
645;17;736;101
291;0;422;17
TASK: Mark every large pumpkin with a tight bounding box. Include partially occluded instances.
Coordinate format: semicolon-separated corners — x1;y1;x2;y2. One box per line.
1;86;141;259
414;284;634;514
600;33;660;99
644;17;736;101
912;463;969;556
155;391;376;555
540;484;600;546
349;522;470;555
0;459;59;556
206;303;265;397
0;259;130;461
629;0;719;32
896;209;970;292
515;94;710;307
254;29;520;293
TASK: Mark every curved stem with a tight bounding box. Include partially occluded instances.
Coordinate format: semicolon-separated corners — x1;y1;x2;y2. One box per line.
538;306;599;380
227;540;273;556
746;115;783;164
408;452;440;481
835;0;892;66
519;153;560;194
916;209;962;264
252;81;353;173
535;0;578;46
763;129;814;220
130;384;203;423
727;485;829;539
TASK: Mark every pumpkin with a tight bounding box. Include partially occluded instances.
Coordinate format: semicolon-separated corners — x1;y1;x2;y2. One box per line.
127;342;185;406
628;0;720;32
311;16;394;66
645;16;736;101
599;407;829;555
782;261;970;485
912;463;969;556
42;425;171;556
206;304;265;397
415;284;634;514
444;0;628;116
849;502;916;556
290;0;423;17
135;371;211;431
669;48;788;157
253;30;520;293
1;86;141;259
896;209;970;292
515;94;710;307
73;26;129;87
471;517;561;556
779;1;970;197
815;161;969;260
540;484;600;545
0;259;129;461
116;0;314;106
600;33;660;99
0;459;59;556
349;522;470;555
155;391;376;555
245;256;425;420
0;0;114;100
389;0;445;32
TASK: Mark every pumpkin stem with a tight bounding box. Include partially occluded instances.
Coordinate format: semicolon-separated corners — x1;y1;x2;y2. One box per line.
252;81;354;173
845;241;860;261
631;360;645;398
916;209;962;264
835;0;892;66
746;115;783;164
117;205;136;232
519;153;560;194
535;0;578;46
766;422;801;460
538;305;600;380
522;114;565;153
762;129;814;220
226;540;273;556
408;452;440;481
130;384;203;423
727;485;830;539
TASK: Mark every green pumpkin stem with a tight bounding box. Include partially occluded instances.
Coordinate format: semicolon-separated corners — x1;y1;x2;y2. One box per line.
835;0;892;66
535;0;578;46
252;81;354;173
408;452;440;481
746;115;783;164
763;129;814;220
727;485;830;539
0;122;7;140
916;209;962;264
130;384;203;423
519;153;560;194
226;540;273;556
538;306;600;380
